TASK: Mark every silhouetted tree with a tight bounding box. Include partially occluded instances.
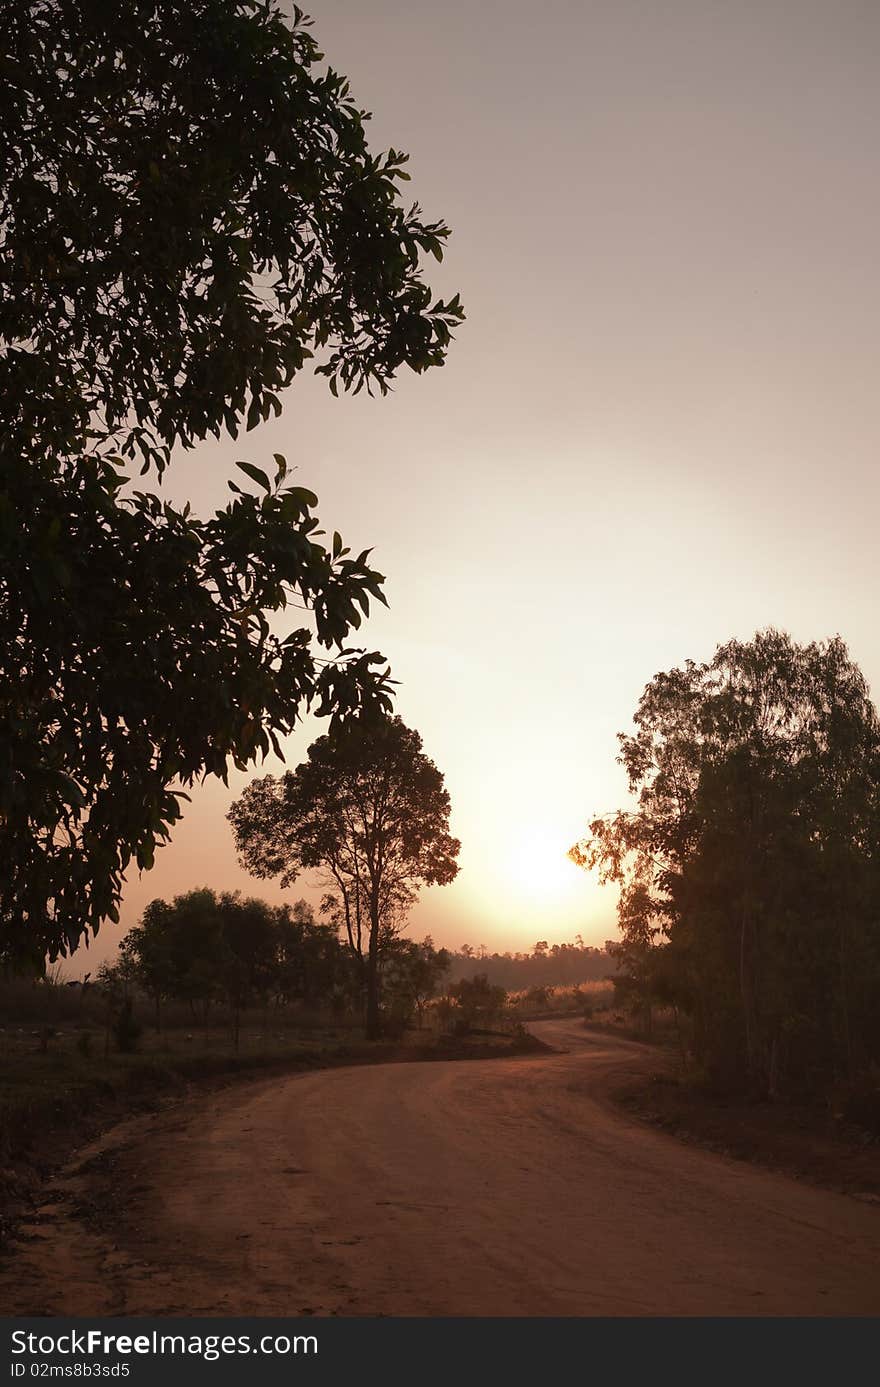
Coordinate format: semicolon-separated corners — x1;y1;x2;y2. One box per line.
121;889;225;1020
119;899;177;1031
572;630;880;1093
1;1;463;970
442;973;508;1032
118;887;355;1035
380;937;451;1029
273;900;353;1009
213;893;280;1049
228;715;460;1037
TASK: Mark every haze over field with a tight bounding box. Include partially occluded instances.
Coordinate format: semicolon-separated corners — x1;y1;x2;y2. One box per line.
88;0;880;965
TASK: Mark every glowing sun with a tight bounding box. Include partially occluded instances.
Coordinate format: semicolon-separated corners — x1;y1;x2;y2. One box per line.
506;825;583;905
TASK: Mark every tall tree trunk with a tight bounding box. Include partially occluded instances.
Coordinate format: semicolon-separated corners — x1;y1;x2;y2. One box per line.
355;954;368;1029
740;895;755;1081
365;894;381;1040
740;787;759;1088
672;1003;687;1068
838;908;853;1077
365;931;380;1038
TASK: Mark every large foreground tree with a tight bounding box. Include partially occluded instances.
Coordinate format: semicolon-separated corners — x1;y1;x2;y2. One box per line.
1;1;463;968
571;630;880;1094
228;715;460;1037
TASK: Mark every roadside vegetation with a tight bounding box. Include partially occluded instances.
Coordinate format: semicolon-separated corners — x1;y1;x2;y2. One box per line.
2;911;605;1221
573;631;880;1101
569;631;880;1187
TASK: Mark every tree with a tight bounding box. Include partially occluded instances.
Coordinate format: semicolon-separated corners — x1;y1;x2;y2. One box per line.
273;899;353;1010
1;458;396;970
117;886;355;1036
442;973;508;1032
228;715;460;1037
119;897;177;1030
2;1;463;470
380;936;451;1029
571;630;880;1093
212;892;280;1049
121;888;226;1019
1;1;463;968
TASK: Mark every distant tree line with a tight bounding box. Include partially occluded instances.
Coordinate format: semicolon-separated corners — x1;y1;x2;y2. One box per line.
444;940;612;989
573;630;880;1097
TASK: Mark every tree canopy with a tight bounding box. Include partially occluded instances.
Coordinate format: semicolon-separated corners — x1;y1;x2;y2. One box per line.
377;936;451;1032
2;0;463;472
114;889;451;1039
1;1;463;969
572;630;880;1094
117;887;352;1041
228;714;460;1036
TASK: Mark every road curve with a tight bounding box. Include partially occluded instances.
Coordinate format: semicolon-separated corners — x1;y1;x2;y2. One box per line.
6;1019;880;1316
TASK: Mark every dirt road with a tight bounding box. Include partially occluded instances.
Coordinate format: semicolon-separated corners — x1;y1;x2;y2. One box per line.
5;1019;880;1316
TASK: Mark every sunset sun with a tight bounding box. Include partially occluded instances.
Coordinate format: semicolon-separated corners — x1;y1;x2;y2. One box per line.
507;825;584;905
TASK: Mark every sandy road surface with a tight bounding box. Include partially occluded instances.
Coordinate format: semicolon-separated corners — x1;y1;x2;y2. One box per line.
4;1019;880;1316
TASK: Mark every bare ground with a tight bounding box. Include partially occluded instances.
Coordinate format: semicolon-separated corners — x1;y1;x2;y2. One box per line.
2;1018;880;1317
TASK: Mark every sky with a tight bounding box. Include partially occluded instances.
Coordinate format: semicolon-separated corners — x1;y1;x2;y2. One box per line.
82;0;880;971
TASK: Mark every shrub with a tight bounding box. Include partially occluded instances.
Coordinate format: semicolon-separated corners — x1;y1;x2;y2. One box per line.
112;999;142;1054
378;1011;409;1041
841;1078;880;1138
442;974;507;1032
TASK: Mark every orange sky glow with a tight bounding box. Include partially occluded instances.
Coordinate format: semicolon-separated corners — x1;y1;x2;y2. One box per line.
73;0;880;972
